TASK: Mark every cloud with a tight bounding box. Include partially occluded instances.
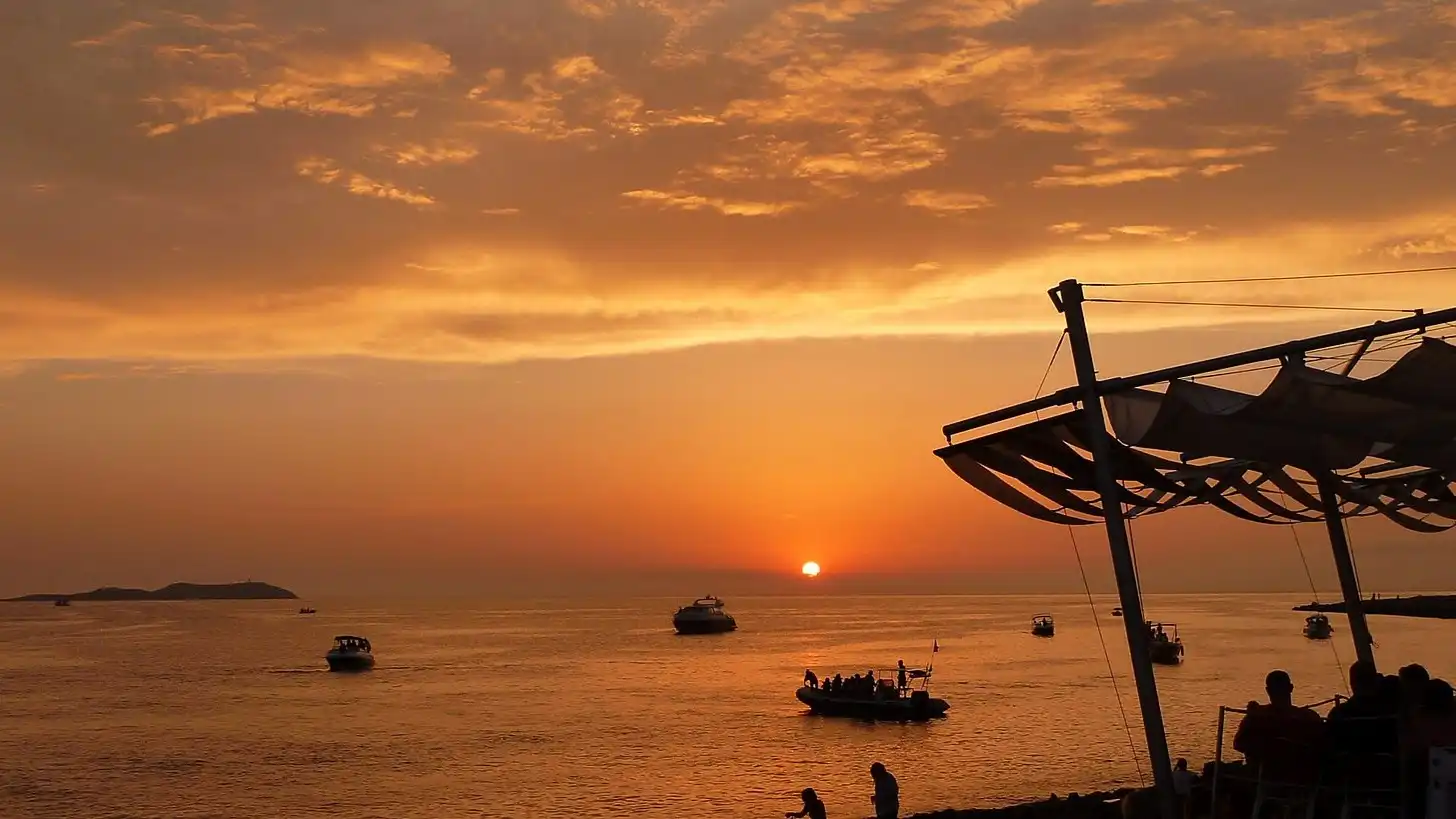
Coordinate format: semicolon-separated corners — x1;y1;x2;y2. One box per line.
1;0;1454;367
903;190;992;214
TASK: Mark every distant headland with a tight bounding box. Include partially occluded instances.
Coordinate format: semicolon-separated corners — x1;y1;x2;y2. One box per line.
1294;593;1456;620
5;581;298;603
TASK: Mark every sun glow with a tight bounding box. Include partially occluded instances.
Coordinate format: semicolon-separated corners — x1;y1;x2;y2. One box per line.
801;561;821;578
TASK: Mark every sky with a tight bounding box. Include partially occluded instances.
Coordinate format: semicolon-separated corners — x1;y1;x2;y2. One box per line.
2;0;1456;597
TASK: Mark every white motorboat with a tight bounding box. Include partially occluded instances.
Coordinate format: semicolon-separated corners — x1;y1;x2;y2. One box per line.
1303;613;1333;640
325;635;375;672
672;596;737;634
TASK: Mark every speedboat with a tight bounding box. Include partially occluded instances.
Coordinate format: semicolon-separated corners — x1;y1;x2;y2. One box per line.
54;598;71;607
1146;622;1184;665
1303;613;1333;640
325;635;375;672
298;607;316;615
1111;607;1123;617
796;664;949;721
672;596;737;634
1031;613;1055;637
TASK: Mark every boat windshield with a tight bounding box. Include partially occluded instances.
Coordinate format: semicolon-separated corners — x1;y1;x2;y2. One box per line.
1033;614;1053;626
332;636;371;652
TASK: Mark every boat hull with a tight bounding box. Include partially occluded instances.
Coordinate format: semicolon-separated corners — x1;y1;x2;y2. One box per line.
1149;644;1183;665
795;686;948;721
326;652;375;672
673;616;736;635
1032;627;1054;637
1303;628;1332;640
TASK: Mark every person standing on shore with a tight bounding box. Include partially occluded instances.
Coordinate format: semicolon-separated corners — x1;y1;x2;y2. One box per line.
870;762;899;819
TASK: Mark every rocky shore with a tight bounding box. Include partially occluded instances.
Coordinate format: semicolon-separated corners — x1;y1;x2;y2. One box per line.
908;788;1135;819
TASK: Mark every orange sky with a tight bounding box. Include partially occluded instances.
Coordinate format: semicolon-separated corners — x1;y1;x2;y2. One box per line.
2;0;1455;596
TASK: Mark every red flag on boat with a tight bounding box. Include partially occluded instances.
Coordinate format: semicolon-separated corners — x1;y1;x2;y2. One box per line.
933;639;939;653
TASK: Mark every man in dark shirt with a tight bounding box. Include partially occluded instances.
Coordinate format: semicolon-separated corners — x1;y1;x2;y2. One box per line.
1327;660;1401;786
870;762;899;819
1233;670;1325;781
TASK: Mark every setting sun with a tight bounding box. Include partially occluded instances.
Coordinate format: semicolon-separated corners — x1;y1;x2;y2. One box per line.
801;561;821;578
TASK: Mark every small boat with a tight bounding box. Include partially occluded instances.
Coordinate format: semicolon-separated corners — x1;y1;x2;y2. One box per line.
1031;613;1055;637
54;598;71;607
325;635;375;672
672;596;737;635
1303;613;1333;640
1146;622;1184;665
1111;607;1123;617
298;607;316;615
796;664;948;721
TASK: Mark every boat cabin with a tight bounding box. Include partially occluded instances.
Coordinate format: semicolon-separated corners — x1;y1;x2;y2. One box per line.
332;635;372;654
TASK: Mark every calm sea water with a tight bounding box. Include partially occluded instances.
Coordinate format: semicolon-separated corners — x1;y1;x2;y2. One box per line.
3;593;1453;819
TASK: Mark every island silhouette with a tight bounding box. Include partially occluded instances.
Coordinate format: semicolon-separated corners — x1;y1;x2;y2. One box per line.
5;581;297;602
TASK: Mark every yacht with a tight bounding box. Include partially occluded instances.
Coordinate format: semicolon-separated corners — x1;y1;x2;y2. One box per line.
325;635;375;672
672;596;737;634
1031;613;1055;637
1303;613;1333;640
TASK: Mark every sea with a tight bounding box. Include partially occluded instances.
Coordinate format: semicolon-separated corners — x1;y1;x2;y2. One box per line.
3;593;1453;819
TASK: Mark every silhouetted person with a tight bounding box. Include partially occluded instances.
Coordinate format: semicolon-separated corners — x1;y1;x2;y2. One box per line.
1172;758;1193;819
897;660;908;694
1328;660;1401;784
1233;670;1324;780
787;787;827;819
870;762;899;819
1399;663;1430;724
805;669;818;689
832;674;843;695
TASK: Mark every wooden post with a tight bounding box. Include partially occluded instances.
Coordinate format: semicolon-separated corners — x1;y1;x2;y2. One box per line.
1054;278;1179;819
1317;472;1376;667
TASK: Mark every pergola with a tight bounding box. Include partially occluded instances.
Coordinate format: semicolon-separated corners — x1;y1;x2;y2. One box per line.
935;279;1456;819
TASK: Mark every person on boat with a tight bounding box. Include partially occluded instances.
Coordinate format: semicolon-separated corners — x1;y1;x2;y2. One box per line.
786;787;827;819
896;660;908;694
869;762;899;819
1232;670;1324;781
804;669;818;689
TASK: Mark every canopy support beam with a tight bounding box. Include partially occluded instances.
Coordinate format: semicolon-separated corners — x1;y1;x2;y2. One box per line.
1317;472;1377;668
1055;278;1179;819
944;306;1456;441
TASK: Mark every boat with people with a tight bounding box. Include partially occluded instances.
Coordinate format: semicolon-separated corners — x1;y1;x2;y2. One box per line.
298;607;316;615
672;596;737;634
54;598;70;607
1031;613;1055;637
797;657;949;721
1146;622;1184;665
1303;613;1333;639
1111;607;1123;617
325;635;375;672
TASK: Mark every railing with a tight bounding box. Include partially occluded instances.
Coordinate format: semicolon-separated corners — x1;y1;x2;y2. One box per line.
1211;696;1346;817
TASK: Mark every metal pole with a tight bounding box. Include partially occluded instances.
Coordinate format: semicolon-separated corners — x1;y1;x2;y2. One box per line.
1053;279;1179;819
1317;472;1376;667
